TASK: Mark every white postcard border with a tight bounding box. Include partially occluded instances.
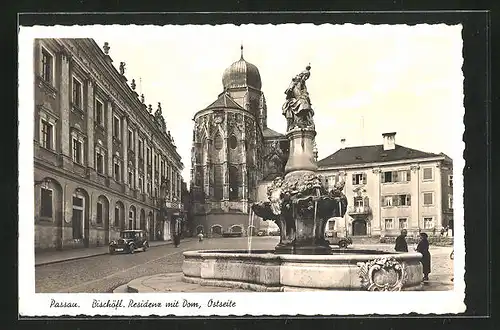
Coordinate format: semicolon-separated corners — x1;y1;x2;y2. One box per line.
19;24;466;316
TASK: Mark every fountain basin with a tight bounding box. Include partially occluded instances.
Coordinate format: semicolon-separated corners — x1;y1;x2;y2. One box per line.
182;249;423;292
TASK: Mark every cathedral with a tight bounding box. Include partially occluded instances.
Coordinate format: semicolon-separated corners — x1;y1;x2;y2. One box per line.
190;46;289;236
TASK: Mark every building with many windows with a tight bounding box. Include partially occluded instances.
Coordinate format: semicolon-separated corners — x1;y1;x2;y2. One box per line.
33;38;184;251
317;132;453;237
190;46;289;237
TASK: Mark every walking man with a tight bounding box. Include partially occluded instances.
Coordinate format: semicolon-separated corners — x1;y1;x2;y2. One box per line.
395;229;408;252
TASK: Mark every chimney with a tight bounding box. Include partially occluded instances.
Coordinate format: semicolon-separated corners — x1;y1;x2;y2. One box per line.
340;138;346;149
382;132;396;151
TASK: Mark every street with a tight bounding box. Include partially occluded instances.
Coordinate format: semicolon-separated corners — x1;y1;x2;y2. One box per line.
35;237;454;293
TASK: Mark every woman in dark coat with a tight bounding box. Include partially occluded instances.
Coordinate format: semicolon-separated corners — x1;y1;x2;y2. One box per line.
416;232;431;281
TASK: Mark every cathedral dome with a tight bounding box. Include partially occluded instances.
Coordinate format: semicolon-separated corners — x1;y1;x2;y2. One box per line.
222;46;262;90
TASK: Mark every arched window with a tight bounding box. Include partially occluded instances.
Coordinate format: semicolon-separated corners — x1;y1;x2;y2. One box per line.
214;132;223;150
211;225;223;235
213;165;223;201
129;206;136;230
229;134;237;149
229;165;239;201
114;201;124;228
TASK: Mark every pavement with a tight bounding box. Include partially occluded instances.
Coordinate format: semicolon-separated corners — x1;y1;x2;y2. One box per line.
119;242;455;293
35;239;191;266
35;237;454;293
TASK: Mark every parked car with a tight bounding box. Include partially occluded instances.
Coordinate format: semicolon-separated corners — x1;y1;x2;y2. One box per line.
109;229;149;254
325;231;352;248
257;230;267;236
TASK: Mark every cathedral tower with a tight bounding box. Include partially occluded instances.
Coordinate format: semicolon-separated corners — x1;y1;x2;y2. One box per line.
190;46;268;237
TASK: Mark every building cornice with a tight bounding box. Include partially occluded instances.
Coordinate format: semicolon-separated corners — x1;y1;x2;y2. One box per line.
54;38;183;169
34;159;160;210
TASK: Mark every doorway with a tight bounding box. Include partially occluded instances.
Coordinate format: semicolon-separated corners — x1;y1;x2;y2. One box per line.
352;219;367;236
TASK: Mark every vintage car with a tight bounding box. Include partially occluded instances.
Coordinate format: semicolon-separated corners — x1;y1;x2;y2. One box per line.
109;229;149;254
325;231;353;248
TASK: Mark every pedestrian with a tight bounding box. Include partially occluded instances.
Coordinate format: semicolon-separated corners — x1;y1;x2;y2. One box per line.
198;231;204;242
416;232;431;281
450;249;454;282
175;231;182;247
394;229;408;252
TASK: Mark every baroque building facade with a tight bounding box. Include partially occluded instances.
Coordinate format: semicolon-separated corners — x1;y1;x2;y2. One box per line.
190;47;289;236
317;132;454;238
33;38;184;251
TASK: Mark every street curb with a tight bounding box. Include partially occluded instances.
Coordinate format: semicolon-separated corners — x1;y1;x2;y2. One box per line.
126;275;157;293
35;239;195;267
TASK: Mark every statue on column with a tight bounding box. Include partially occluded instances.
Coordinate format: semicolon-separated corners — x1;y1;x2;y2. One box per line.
282;65;315;131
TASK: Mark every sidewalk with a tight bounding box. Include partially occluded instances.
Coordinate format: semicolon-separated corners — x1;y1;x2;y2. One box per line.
35;239;191;267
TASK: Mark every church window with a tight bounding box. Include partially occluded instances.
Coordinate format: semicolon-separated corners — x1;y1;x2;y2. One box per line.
229;165;239;201
229;134;238;149
213;165;223;201
214;132;223;150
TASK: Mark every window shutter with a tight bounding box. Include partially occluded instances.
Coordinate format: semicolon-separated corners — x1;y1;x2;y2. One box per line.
353;197;357;205
392;171;398;182
406;170;411;182
364;196;369;207
381;172;385;183
393;196;399;206
352;174;356;186
407;195;411;206
381;196;386;206
362;173;367;184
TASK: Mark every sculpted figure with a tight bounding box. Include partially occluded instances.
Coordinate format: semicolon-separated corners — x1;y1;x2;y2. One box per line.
268;177;284;216
282;65;315;131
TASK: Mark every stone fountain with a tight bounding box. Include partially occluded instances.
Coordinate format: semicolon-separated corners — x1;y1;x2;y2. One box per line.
182;65;423;291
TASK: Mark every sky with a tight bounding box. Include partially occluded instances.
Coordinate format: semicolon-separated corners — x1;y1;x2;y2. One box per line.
38;24;466;183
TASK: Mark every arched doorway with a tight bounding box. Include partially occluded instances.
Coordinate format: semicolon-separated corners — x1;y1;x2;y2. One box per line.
211;224;223;236
35;177;63;250
352;219;367;236
230;225;243;235
96;195;110;245
114;201;125;231
129;205;136;230
148;211;154;240
72;188;90;247
247;225;256;236
140;209;146;231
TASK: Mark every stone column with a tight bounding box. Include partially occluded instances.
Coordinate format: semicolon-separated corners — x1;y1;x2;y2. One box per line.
284;128;318;175
240;117;248;211
151;141;156;197
410;164;420;233
85;77;95;170
106;100;114;177
371;167;382;236
122;115;129;187
135;129;139;190
143;139;148;193
169;161;174;200
222;112;229;201
59;50;72;169
434;163;443;229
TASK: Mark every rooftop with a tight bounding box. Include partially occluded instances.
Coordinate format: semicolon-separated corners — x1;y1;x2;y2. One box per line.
204;92;244;111
317;144;447;168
